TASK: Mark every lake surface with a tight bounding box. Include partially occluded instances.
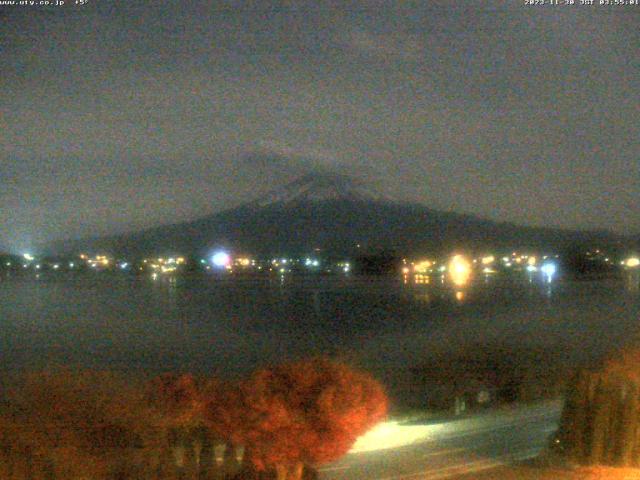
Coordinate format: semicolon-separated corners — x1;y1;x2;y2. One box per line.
1;271;639;400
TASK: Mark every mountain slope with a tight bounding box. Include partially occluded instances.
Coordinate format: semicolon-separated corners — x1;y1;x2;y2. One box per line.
48;174;633;257
253;173;396;206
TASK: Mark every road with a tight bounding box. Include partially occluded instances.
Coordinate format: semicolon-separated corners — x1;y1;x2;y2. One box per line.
319;400;562;480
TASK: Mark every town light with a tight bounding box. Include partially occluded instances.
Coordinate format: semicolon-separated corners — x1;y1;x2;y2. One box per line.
541;262;557;282
448;255;471;287
211;251;231;268
625;257;640;268
414;260;432;273
481;256;495;265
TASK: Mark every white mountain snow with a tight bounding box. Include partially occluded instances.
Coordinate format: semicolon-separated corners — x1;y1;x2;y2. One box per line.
254;173;396;207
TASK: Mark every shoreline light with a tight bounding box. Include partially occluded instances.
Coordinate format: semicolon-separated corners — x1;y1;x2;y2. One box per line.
212;251;231;268
541;262;557;282
481;256;495;265
448;255;471;287
625;257;640;268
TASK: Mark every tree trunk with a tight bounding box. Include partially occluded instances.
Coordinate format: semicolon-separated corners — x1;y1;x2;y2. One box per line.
557;369;640;467
274;463;304;480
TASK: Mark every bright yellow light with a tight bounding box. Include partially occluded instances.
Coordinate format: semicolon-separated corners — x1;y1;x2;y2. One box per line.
626;257;640;268
237;257;251;266
177;257;185;264
349;421;446;454
402;267;410;274
101;258;109;266
448;255;472;287
413;260;432;273
481;256;495;265
455;291;465;301
528;256;537;266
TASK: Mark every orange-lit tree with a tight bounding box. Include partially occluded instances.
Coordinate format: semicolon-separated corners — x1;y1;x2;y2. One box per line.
146;373;203;427
205;358;388;480
0;369;155;479
145;373;208;476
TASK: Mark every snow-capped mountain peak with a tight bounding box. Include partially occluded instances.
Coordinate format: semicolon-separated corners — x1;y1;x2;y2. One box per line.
255;173;395;207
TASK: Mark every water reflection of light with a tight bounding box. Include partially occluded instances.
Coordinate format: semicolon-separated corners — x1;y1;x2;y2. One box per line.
414;293;430;303
625;272;639;292
448;255;471;286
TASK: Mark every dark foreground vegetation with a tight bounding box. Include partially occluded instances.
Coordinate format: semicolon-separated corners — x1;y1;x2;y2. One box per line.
0;358;387;480
557;348;640;468
405;343;569;415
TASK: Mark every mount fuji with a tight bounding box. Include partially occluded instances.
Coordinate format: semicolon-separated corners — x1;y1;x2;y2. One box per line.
49;173;628;257
253;173;395;206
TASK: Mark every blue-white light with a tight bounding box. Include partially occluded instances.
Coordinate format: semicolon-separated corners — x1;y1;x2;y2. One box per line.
212;251;231;268
541;262;557;282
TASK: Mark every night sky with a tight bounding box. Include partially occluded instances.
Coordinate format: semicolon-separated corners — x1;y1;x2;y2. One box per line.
1;1;638;253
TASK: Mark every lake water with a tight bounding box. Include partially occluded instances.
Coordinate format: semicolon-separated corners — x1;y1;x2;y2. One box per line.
1;271;639;402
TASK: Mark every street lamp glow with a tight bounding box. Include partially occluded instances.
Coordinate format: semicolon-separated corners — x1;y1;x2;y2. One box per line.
211;251;231;268
481;256;495;265
541;262;557;282
625;257;640;268
448;255;471;287
23;253;34;261
414;260;432;273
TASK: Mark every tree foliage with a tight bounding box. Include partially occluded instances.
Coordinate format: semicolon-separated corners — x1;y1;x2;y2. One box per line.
205;358;387;478
0;369;157;479
145;372;203;428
